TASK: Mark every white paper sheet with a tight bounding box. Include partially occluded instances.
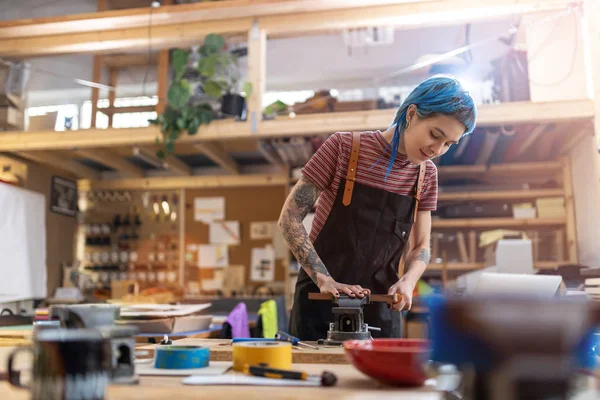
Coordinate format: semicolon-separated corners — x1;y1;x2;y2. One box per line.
250;245;275;282
194;197;225;223
119;304;211;318
0;183;47;303
136;361;230;377
198;245;228;268
249;221;275;240
209;221;240;245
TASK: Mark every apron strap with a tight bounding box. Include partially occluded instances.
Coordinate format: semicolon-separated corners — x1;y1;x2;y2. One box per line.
342;132;361;206
413;162;427;223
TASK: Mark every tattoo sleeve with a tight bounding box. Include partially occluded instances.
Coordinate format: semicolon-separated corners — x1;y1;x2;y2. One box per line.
277;177;330;286
413;248;431;265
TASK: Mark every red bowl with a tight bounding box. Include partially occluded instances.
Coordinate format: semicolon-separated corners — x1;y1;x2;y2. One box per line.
343;339;431;386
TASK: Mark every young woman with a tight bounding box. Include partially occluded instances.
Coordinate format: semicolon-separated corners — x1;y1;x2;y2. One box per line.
278;76;477;340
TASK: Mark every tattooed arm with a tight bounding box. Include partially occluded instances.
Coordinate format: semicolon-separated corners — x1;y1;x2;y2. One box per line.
387;210;432;310
278;176;369;298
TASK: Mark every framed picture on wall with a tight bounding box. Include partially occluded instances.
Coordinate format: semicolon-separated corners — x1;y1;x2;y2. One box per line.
49;176;78;217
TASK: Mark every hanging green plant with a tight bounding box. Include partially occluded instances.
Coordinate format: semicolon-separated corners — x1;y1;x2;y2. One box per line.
150;33;252;159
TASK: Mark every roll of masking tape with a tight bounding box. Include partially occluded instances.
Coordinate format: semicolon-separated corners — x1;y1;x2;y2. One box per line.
154;345;210;369
232;341;292;372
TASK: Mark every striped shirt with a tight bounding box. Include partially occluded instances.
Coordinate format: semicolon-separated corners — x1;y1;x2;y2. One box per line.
302;131;438;242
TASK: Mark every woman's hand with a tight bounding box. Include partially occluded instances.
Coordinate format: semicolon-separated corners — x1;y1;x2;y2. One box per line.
318;276;370;298
387;279;416;311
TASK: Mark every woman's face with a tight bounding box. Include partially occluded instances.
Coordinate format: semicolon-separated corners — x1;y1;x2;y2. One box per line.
401;105;466;165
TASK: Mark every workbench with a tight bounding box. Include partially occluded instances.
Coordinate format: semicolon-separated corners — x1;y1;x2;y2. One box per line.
0;338;443;399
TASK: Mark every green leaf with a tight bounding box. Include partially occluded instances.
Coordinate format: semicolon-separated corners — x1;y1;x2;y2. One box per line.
241;81;253;98
148;118;160;125
202;80;224;97
204;34;225;53
167;80;191;108
176;117;186;130
156;148;166;160
198;55;219;78
172;49;189;80
187;118;200;135
165;138;175;155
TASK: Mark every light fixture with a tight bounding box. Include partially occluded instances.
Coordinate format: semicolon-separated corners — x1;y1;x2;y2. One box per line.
133;147;166;169
161;195;170;215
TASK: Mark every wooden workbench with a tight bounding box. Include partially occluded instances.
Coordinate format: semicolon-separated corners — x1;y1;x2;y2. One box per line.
0;361;442;400
137;338;349;365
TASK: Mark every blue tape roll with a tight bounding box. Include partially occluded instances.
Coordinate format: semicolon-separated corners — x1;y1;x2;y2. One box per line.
154;345;210;369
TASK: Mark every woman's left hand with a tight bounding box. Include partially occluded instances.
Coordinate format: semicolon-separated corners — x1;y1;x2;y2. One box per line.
387;279;416;311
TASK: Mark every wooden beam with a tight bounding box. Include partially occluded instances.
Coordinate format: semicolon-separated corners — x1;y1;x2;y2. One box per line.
0;0;574;57
247;22;266;133
90;55;103;128
156;50;170;115
517;124;548;157
16;151;100;180
438;188;564;202
138;146;192;176
0;100;593;151
103;53;159;68
0;17;254;58
107;68;118;127
77;173;288;191
194;142;240;174
102;105;157;115
438;160;563;178
560;122;593;155
73;148;145;178
432;217;565;229
561;155;578;263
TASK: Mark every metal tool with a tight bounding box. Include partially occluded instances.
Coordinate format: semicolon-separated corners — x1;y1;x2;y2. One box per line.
308;292;398;346
274;331;319;350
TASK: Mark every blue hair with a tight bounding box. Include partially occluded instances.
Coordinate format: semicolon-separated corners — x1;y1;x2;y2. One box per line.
384;75;477;179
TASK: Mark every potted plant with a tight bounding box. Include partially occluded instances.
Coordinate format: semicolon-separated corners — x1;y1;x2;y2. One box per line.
150;34;252;158
197;35;252;118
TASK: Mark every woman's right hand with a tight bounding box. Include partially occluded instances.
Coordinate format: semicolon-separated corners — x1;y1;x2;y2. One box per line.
318;276;370;298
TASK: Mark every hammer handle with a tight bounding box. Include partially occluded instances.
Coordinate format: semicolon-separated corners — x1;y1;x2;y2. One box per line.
308;293;398;304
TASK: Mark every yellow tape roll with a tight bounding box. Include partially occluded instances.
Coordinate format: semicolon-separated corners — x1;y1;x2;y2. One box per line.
232;341;292;372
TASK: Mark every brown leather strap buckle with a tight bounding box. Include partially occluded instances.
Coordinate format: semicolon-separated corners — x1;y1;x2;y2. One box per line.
343;132;361;206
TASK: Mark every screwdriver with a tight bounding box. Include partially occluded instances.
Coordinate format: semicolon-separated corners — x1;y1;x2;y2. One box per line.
274;331;319;350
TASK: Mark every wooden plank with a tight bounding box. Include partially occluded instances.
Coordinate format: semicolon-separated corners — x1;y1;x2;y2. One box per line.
0;0;574;57
517;124;548;156
103;53;159;68
16;151;100;180
456;232;469;263
138;146;192;176
468;231;477;263
261;0;573;34
102;105;157;115
428;260;567;271
0;101;593;152
562;155;578;263
0;18;253;58
438;160;563;178
560;122;592;155
156;50;170;115
247;22;266;133
77;173;288;191
138;338;349;365
107;68;118;127
438;188;564;201
431;217;565;229
90;55;103;128
73;148;145;178
194;142;240;174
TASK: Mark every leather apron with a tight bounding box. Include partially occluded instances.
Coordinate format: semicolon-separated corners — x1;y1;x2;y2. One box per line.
289;132;426;340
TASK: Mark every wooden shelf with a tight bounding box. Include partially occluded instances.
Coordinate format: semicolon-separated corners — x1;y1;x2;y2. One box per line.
438;188;564;202
428;260;566;271
437;161;563;178
0;0;574;57
431;217;565;229
0;100;593;152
